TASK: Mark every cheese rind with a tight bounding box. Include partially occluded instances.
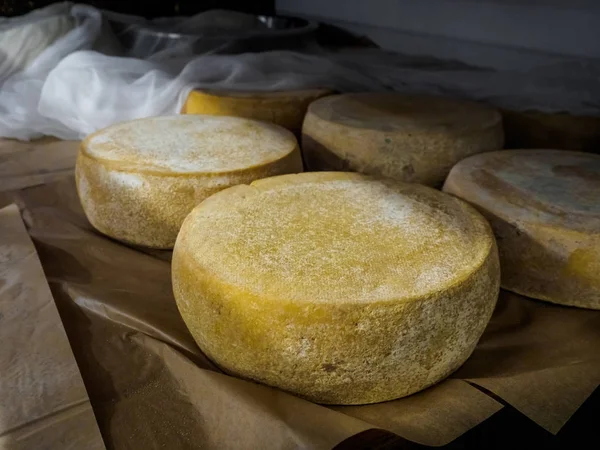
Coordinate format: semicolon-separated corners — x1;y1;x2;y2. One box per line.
172;172;500;404
182;89;332;133
302;93;504;186
76;115;302;249
443;149;600;309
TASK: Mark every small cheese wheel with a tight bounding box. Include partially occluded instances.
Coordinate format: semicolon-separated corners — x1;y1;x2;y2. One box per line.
443;149;600;309
182;89;332;133
502;109;600;153
172;172;500;404
302;93;504;186
76;115;302;249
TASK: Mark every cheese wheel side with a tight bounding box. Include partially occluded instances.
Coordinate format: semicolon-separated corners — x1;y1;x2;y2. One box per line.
76;149;302;248
502;109;600;153
183;89;332;133
443;149;600;309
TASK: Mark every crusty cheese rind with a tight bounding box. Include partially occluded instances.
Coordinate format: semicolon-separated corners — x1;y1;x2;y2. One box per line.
183;89;332;132
443;149;600;310
76;116;303;249
172;172;500;404
302;93;504;187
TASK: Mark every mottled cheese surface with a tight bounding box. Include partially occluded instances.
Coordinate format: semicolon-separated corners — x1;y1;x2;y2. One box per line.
302;93;504;186
173;172;500;404
444;149;600;309
76;115;302;248
181;174;489;303
318;93;500;132
84;115;297;173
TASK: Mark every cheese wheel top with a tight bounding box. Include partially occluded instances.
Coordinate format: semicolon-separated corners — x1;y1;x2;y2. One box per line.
308;93;501;133
447;150;600;231
179;172;493;304
82;115;297;174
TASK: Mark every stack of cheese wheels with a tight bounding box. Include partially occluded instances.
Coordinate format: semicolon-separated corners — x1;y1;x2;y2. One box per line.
76;115;302;249
444;149;600;310
172;172;500;404
182;89;331;133
302;93;504;186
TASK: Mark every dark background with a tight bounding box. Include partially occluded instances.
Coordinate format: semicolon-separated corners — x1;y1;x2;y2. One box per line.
0;0;275;17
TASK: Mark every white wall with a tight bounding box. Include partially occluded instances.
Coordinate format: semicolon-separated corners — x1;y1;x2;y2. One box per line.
277;0;600;70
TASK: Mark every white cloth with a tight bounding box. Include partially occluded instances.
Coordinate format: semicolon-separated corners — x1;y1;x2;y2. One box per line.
0;5;75;80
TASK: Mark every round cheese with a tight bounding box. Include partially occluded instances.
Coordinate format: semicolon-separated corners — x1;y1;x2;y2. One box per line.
502;109;600;153
172;172;500;404
182;89;332;133
443;149;600;310
76;115;302;249
302;93;504;186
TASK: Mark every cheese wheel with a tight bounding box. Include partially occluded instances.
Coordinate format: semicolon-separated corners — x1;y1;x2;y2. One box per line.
182;89;332;133
172;172;500;404
443;149;600;309
76;115;302;249
302;93;504;186
502;109;600;153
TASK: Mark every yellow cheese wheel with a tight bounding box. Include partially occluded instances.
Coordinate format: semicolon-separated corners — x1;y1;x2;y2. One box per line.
182;89;332;133
76;115;302;249
443;149;600;309
501;109;600;153
172;172;500;404
302;93;504;186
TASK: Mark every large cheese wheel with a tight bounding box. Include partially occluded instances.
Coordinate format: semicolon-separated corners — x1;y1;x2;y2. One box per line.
172;172;500;404
302;93;504;186
182;89;331;133
502;109;600;153
443;149;600;309
76;115;302;249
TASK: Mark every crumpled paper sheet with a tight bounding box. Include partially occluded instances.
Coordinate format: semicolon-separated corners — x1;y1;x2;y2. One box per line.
0;178;503;449
1;138;599;448
452;292;600;433
0;204;105;450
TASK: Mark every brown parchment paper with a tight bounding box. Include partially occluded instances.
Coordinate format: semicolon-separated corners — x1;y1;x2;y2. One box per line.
0;204;106;450
0;178;504;449
1;138;599;448
452;291;600;433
